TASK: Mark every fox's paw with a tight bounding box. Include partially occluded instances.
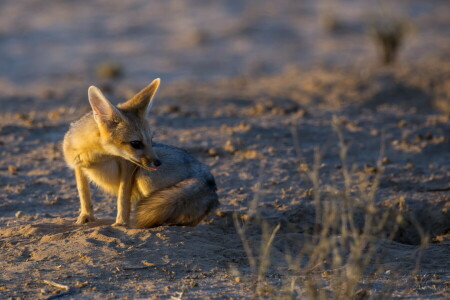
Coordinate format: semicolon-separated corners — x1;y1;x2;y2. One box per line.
76;214;96;225
112;220;128;227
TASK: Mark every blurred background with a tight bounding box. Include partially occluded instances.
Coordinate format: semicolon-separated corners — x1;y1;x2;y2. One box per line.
0;0;448;94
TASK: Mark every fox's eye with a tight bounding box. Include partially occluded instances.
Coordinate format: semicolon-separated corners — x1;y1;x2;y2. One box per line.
130;141;144;149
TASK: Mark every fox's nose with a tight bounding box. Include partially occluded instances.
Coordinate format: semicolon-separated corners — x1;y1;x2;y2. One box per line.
141;156;160;170
153;159;161;167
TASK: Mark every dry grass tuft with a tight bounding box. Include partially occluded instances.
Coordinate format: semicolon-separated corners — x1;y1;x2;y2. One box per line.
319;0;340;33
369;11;411;65
95;61;123;79
233;116;429;299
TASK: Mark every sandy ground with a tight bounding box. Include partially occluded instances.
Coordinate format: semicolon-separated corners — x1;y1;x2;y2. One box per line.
0;0;449;299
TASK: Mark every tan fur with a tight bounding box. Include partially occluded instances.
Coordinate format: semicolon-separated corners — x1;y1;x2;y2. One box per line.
63;79;219;227
136;177;218;228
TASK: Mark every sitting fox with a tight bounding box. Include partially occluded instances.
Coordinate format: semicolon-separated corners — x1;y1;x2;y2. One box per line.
63;79;219;228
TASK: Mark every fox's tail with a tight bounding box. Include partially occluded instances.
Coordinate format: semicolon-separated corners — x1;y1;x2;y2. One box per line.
135;177;219;228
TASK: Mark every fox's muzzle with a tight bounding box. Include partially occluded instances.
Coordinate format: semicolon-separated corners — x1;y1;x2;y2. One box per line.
140;156;161;171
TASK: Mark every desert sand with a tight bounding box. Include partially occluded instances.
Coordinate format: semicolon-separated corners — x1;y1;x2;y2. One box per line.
0;0;449;299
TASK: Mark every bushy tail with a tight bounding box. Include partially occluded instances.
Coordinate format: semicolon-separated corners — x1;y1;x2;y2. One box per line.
135;177;219;228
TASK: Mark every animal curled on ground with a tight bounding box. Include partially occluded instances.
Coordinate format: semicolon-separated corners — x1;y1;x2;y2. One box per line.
63;79;219;228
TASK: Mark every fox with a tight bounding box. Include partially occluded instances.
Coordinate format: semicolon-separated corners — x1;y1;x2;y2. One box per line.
63;78;219;228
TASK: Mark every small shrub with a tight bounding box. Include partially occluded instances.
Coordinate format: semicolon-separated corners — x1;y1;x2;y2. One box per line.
95;61;123;79
369;15;410;65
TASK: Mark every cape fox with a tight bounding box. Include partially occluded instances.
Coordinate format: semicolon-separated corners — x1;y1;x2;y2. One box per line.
63;79;219;228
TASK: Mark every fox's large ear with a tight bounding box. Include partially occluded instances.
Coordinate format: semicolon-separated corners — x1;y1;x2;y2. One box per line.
119;78;160;117
88;86;121;124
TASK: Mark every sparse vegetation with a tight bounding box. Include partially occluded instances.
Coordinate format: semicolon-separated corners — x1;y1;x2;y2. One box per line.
319;0;340;33
369;13;410;65
95;61;123;79
0;0;449;298
231;116;432;299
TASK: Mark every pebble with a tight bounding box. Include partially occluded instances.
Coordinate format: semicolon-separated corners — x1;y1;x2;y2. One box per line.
381;157;391;164
8;165;17;175
223;140;236;153
397;120;407;128
208;148;218;156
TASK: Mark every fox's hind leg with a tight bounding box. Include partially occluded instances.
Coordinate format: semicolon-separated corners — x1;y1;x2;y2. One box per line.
74;167;95;224
135;177;219;228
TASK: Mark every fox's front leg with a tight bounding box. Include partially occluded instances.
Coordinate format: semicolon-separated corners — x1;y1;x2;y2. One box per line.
74;167;95;224
113;161;135;227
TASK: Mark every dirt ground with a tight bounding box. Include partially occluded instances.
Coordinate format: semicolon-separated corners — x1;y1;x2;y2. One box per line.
0;0;449;299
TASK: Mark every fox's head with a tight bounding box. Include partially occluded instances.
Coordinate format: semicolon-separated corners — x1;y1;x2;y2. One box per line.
88;78;162;170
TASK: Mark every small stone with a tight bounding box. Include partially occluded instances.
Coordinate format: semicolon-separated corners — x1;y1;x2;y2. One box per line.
240;150;258;159
321;270;330;277
47;111;61;120
354;289;369;300
364;164;378;174
189;280;198;287
397;120;407;128
8;165;17;175
414;134;423;143
14;113;28;121
306;188;314;198
215;211;225;218
208;148;218;156
298;163;309;172
75;281;89;288
432;235;444;243
141;260;155;267
40;289;49;295
405;162;414;169
161;105;180;114
223;140;236;153
240;214;250;222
